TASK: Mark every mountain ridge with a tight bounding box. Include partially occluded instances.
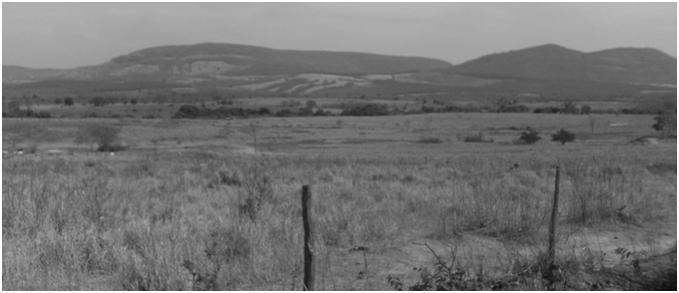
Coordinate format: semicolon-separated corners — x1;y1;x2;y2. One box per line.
3;42;676;90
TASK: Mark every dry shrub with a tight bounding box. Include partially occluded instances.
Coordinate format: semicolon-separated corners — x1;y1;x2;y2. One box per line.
238;163;273;221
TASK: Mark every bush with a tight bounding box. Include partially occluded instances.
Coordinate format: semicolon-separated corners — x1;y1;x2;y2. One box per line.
341;103;390;116
75;124;123;151
581;105;591;115
173;105;201;119
275;109;294;117
653;109;677;138
64;97;74;106
417;137;442;144
519;128;541;144
551;128;575;145
462;132;493;143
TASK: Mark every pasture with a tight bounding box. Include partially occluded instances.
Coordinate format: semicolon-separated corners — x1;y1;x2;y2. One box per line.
2;112;676;290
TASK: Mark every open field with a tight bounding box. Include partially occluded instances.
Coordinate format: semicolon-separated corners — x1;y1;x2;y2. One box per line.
2;112;677;290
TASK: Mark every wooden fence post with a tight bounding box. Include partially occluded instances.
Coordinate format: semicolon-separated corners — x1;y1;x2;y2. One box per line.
302;185;314;291
546;165;561;289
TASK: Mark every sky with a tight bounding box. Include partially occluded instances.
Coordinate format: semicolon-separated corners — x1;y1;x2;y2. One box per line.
2;2;677;68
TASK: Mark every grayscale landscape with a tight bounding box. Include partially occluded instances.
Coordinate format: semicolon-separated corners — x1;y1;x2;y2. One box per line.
2;2;676;291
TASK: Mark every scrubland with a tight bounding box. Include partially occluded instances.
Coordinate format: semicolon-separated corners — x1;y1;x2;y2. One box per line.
2;112;676;290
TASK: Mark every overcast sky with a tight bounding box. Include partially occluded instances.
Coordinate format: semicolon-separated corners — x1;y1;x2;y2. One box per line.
3;2;676;68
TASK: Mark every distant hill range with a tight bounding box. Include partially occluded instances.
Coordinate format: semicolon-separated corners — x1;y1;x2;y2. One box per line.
448;44;676;85
3;42;676;99
3;43;451;83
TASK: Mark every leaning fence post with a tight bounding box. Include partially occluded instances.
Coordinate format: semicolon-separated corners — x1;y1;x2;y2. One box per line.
546;165;561;289
302;185;315;291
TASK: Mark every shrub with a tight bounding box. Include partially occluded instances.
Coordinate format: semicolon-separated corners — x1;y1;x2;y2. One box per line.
652;110;677;138
561;101;579;114
581;105;591;115
341;103;389;116
462;132;493;143
519;128;541;144
173;104;201;119
239;165;273;221
64;97;74;106
275;109;294;117
417;137;442;144
75;124;123;152
551;128;575;145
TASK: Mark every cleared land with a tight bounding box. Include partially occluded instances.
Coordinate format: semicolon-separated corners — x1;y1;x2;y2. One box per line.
2;112;676;290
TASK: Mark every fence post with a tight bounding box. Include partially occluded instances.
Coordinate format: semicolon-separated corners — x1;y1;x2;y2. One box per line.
302;185;314;291
546;165;561;289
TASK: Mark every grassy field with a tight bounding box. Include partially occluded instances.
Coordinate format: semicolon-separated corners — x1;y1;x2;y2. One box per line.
2;112;676;290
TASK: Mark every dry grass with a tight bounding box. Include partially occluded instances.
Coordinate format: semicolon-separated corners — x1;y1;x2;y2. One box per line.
2;113;676;290
3;146;675;290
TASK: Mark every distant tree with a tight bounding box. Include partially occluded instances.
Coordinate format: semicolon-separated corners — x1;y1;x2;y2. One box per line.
130;98;138;105
653;109;677;138
74;124;123;151
90;96;106;107
341;103;389;116
552;128;575;145
519;128;541;144
173;104;202;119
54;98;63;105
581;105;591;115
275;109;294;117
299;106;314;116
6;101;21;115
561;101;579;114
494;98;514;113
305;100;318;109
64;97;74;106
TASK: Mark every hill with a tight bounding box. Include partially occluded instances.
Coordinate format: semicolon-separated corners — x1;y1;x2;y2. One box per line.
3;65;64;84
2;42;452;83
448;44;677;85
2;43;675;102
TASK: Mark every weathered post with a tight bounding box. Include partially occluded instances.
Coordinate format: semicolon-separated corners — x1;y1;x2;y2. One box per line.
302;185;314;291
546;165;561;289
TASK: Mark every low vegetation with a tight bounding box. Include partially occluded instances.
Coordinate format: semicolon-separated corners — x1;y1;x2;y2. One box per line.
518;128;541;144
552;128;576;145
2;112;675;290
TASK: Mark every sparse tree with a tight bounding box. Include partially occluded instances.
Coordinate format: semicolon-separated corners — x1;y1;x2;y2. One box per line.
552;128;575;145
519;128;541;144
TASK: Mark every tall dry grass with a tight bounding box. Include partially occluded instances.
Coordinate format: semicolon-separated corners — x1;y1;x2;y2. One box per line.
2;149;675;290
